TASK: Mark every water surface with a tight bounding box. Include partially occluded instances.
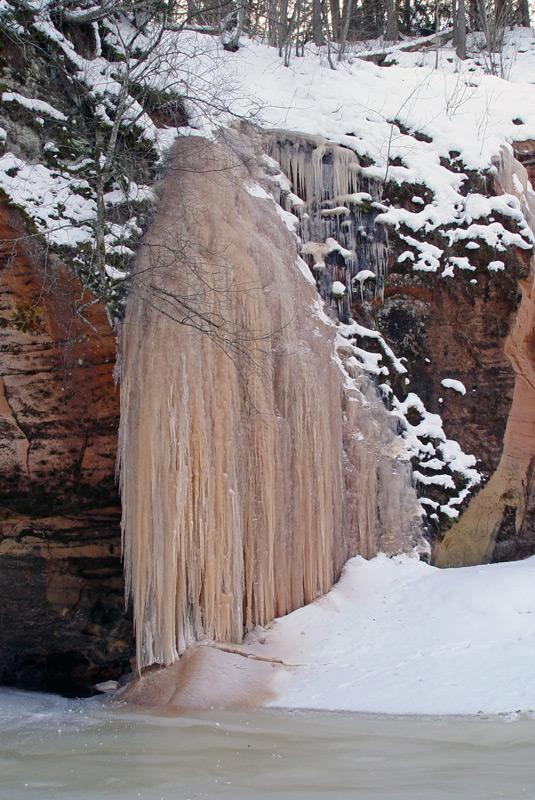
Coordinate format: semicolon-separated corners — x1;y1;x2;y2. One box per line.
1;689;534;800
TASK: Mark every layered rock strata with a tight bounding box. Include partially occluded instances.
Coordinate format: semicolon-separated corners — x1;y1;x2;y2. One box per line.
0;203;132;694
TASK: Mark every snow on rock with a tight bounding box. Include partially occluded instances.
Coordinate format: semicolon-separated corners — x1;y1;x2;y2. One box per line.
1;91;67;121
331;280;346;298
391;392;481;518
441;378;467;396
353;269;376;283
245;553;535;715
339;320;407;375
398;234;443;273
1;10;530;524
0;0;185;316
0;153;96;246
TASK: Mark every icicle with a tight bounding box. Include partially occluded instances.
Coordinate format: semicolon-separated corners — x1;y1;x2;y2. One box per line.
266;132;388;304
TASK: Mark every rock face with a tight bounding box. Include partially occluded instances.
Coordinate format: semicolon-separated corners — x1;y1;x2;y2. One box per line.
375;268;518;489
435;147;535;566
369;145;535;565
0;203;132;695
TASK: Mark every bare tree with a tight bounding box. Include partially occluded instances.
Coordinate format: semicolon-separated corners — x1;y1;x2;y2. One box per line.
457;0;467;58
330;0;342;40
385;0;399;41
402;0;412;33
312;0;324;45
337;0;353;60
476;0;515;75
517;0;530;26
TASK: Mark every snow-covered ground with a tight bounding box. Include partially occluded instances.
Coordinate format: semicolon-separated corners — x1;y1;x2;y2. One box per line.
244;554;535;716
184;27;535;173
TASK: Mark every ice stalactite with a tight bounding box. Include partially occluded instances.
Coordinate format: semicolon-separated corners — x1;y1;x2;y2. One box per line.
266;132;388;318
118;132;422;670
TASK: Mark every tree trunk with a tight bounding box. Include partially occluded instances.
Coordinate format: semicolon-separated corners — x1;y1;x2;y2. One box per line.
385;0;398;41
495;0;510;26
517;0;530;26
469;0;479;29
225;2;245;50
360;0;381;38
457;0;467;58
278;0;288;54
338;0;352;60
452;0;458;46
268;0;278;44
329;0;341;40
312;0;324;44
403;0;411;33
491;0;509;50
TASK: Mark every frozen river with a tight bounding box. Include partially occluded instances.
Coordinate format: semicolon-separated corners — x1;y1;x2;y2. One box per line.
1;688;534;800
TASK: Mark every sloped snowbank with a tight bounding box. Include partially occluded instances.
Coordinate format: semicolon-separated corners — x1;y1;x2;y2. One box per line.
244;554;535;716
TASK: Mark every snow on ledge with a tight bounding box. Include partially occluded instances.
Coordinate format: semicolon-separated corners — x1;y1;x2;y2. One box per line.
441;378;467;395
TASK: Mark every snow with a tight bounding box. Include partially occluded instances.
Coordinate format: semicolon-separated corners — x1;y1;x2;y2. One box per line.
246;183;271;200
105;264;128;280
1;91;67;121
158;27;534;285
353;269;376;283
398;234;443;272
413;470;456;489
0;153;96;246
390;391;481;517
339;320;408;375
104;183;154;206
245;553;535;715
325;237;352;259
349;346;386;377
447;256;475;273
2;14;533;292
331;280;346;297
247;182;299;232
441;378;467;395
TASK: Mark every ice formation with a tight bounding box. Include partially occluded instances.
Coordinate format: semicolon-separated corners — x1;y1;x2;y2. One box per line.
118;134;422;668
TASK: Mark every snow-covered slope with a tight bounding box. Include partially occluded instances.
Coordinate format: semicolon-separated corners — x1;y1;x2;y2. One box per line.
183;27;535;173
244;554;535;716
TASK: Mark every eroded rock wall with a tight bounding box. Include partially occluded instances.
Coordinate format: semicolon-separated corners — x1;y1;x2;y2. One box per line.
0;203;132;695
435;147;535;566
275;131;535;564
367;144;535;564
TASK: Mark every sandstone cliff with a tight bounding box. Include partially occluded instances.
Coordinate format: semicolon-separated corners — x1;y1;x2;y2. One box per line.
435;145;535;565
0;202;132;694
